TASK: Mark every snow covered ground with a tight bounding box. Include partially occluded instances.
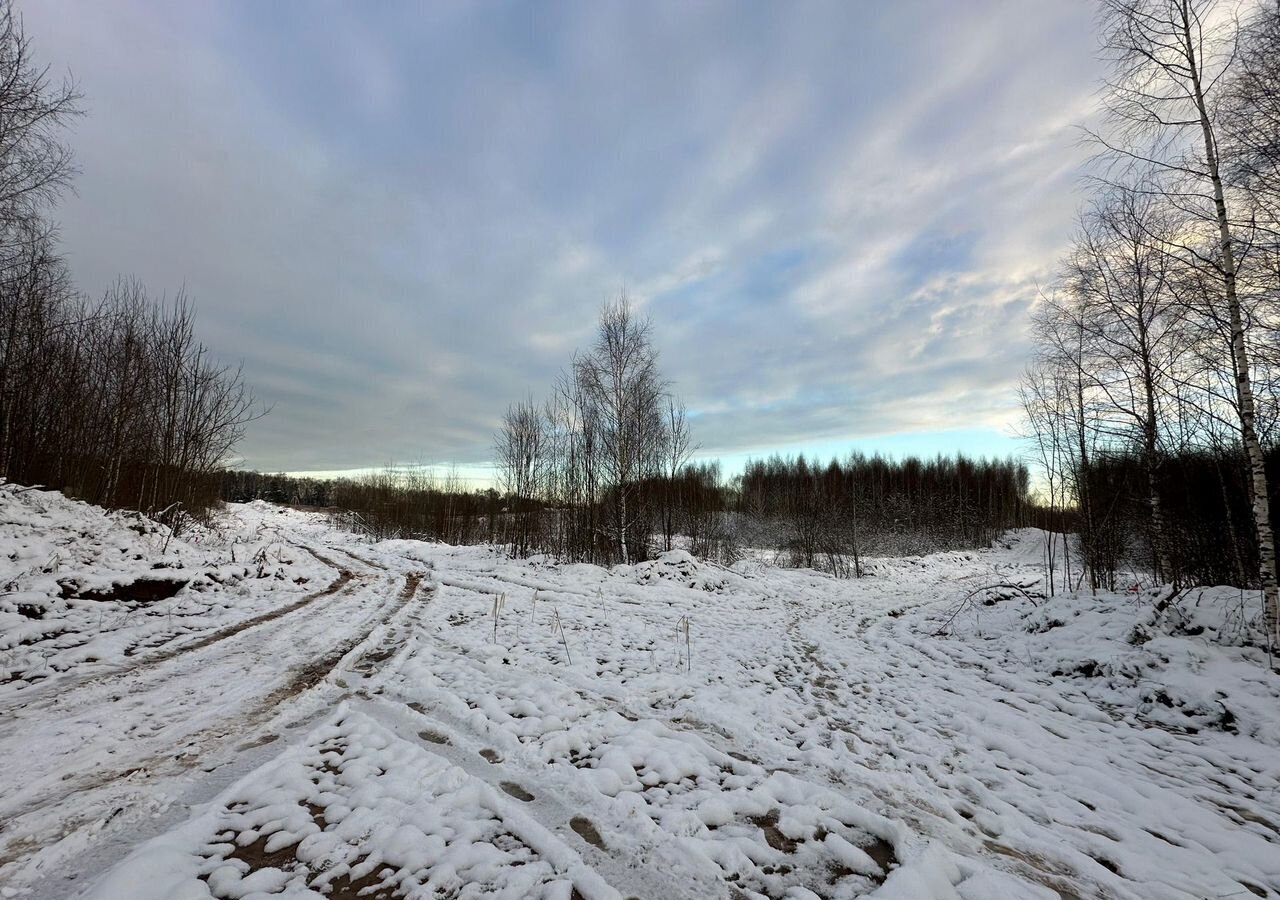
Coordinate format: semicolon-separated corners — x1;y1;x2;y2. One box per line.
1;490;1278;899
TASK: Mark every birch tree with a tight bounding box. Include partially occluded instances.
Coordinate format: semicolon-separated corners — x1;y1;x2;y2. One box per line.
574;295;667;562
661;395;697;552
1095;0;1280;643
495;398;547;557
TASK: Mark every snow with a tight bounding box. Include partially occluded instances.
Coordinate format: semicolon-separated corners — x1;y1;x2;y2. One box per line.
1;492;1278;899
0;487;333;687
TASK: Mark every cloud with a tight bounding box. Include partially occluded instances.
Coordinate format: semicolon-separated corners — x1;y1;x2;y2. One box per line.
23;0;1103;472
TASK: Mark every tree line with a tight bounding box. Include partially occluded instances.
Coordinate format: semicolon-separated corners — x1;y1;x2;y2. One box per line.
221;469;336;509
223;445;1031;577
738;453;1031;576
484;297;1029;569
223;466;503;545
0;3;257;526
222;297;1030;570
1022;0;1280;644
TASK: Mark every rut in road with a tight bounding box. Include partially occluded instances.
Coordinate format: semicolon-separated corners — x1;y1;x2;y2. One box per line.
0;569;429;881
0;548;356;718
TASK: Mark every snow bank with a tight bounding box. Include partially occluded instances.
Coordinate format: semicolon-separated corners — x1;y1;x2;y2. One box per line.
0;486;329;686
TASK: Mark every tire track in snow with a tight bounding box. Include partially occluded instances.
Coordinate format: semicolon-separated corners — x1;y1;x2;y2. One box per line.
0;568;430;890
0;544;355;718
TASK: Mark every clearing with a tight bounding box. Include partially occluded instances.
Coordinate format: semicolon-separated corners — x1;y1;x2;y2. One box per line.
1;488;1278;899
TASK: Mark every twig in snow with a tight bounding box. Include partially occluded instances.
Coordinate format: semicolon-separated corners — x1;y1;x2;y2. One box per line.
933;583;1039;637
552;607;572;665
4;483;46;494
492;592;506;644
156;502;181;553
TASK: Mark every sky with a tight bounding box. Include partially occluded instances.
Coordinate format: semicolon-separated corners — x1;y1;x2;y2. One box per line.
24;1;1104;481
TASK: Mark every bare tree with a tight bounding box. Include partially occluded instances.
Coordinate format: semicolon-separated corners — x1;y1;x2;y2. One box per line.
495;397;546;557
491;294;706;564
1069;188;1183;583
0;0;80;263
1020;360;1074;596
574;294;667;562
1030;286;1100;590
660;394;697;552
1225;3;1280;233
1095;0;1280;643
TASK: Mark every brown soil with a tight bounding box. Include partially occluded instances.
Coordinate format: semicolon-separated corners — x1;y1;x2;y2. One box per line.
77;577;188;605
984;841;1083;900
210;827;403;900
862;836;896;876
500;782;535;802
569;817;606;849
749;810;797;853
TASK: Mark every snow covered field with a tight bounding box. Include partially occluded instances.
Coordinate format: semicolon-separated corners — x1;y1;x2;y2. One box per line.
2;489;1279;899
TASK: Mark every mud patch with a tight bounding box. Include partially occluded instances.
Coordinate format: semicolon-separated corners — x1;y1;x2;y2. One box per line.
216;831;298;873
399;572;424;600
418;729;449;745
749;809;798;853
479;748;502;764
206;831;402;900
570;816;606;849
323;868;401;900
985;841;1084;900
861;836;896;877
235;733;279;751
77;577;188;605
351;641;399;675
500;782;535;802
259;637;362;708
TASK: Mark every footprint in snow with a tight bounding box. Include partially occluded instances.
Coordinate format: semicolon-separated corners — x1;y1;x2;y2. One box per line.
500;782;534;802
570;816;606;849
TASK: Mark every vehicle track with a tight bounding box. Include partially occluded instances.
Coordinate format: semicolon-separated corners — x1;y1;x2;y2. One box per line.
0;547;356;718
0;567;429;891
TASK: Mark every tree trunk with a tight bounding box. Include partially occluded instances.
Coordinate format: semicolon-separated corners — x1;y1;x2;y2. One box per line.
1142;357;1169;585
1185;8;1280;644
